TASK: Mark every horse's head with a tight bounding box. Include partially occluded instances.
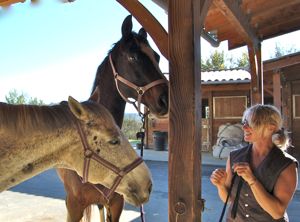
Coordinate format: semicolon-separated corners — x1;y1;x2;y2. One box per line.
110;15;168;116
66;90;152;206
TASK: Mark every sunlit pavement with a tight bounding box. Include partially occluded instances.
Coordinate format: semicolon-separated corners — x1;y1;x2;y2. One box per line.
0;150;299;222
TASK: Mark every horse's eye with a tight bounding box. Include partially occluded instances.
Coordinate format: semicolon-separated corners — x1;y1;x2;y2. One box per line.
128;55;137;62
109;138;120;146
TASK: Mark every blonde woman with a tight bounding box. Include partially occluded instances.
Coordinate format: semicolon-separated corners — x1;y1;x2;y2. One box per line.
210;104;298;221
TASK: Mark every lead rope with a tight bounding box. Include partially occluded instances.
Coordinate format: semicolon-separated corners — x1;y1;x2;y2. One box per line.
136;110;149;222
219;173;237;222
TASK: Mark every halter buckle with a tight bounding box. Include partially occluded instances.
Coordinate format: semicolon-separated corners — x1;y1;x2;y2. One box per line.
118;171;126;177
136;87;144;95
84;149;93;158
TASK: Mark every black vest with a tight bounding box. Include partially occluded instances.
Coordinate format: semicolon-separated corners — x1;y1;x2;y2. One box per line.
226;145;298;222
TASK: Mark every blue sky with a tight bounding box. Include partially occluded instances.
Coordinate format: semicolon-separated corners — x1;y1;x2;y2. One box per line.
1;0;300;112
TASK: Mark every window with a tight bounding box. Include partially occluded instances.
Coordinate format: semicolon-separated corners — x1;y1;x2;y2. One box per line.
213;96;247;119
293;95;300;119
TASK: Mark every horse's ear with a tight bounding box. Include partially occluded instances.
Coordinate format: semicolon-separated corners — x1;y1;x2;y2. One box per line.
89;86;101;103
122;15;133;39
68;96;89;121
138;28;147;39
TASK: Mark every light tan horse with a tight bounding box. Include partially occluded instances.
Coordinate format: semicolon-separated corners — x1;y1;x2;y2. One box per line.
0;91;152;212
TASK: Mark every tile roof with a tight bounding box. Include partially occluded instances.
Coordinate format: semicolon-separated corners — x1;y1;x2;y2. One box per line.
201;69;251;84
164;69;251;84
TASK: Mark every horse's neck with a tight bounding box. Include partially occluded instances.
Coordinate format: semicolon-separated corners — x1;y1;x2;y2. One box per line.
95;58;126;128
0;126;78;192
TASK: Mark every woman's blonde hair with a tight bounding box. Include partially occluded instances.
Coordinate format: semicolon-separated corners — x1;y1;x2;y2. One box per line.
242;104;290;150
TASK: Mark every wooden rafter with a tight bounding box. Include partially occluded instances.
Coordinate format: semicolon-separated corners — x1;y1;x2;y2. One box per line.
213;0;260;48
272;72;281;110
0;0;24;7
200;0;213;26
258;16;300;40
254;4;300;30
264;53;300;72
242;0;299;18
248;43;263;104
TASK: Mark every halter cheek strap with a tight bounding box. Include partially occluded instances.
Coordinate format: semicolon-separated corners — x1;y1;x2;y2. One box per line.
73;117;143;202
109;54;168;114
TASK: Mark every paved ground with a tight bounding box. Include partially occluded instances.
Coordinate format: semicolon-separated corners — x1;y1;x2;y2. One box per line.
0;150;299;222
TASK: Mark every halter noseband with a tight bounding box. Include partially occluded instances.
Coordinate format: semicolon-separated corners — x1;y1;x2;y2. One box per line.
109;54;168;114
73;117;143;202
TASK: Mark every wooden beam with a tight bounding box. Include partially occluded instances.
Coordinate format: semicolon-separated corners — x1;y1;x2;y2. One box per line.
200;0;213;25
168;0;202;221
273;71;282;110
252;3;300;28
213;0;260;48
247;0;299;19
248;44;263;104
0;0;24;7
264;87;273;97
264;53;300;72
257;42;263;103
202;83;250;92
116;0;169;60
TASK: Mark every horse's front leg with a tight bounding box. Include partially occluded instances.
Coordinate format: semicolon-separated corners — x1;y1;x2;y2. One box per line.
65;195;85;222
105;193;124;222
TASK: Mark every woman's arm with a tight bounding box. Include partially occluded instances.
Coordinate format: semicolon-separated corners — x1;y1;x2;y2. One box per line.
210;157;233;203
235;162;298;219
250;163;298;219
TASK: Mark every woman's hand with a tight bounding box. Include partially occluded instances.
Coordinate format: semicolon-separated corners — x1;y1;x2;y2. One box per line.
210;168;227;188
233;162;256;186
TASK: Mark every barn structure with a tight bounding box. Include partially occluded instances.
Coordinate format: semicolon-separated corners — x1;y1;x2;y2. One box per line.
1;0;300;221
147;52;300;161
146;69;252;153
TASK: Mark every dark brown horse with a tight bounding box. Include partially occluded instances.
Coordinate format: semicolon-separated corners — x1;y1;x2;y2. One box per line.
56;15;168;222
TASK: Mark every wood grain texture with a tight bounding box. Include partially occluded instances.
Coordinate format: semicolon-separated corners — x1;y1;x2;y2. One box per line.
168;0;203;221
248;44;263;104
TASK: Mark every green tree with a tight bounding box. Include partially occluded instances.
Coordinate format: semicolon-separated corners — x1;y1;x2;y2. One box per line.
202;50;226;71
122;115;142;140
235;52;249;68
5;89;44;105
272;42;298;58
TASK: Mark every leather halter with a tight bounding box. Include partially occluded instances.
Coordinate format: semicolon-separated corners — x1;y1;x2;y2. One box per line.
73;117;143;202
109;54;168;114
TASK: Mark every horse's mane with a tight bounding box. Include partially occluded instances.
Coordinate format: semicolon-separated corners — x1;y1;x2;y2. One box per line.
0;102;73;135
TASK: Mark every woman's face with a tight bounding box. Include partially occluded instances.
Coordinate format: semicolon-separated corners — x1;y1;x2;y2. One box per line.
242;119;256;142
242;119;275;143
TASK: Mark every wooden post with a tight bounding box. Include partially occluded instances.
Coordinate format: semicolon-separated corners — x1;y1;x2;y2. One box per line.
273;71;282;111
248;43;263;104
168;0;203;221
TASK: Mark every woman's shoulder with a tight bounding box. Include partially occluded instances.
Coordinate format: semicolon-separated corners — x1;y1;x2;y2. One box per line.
271;148;298;167
282;150;299;168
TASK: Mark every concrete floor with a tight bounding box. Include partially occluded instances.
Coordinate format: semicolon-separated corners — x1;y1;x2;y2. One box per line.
0;150;299;222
